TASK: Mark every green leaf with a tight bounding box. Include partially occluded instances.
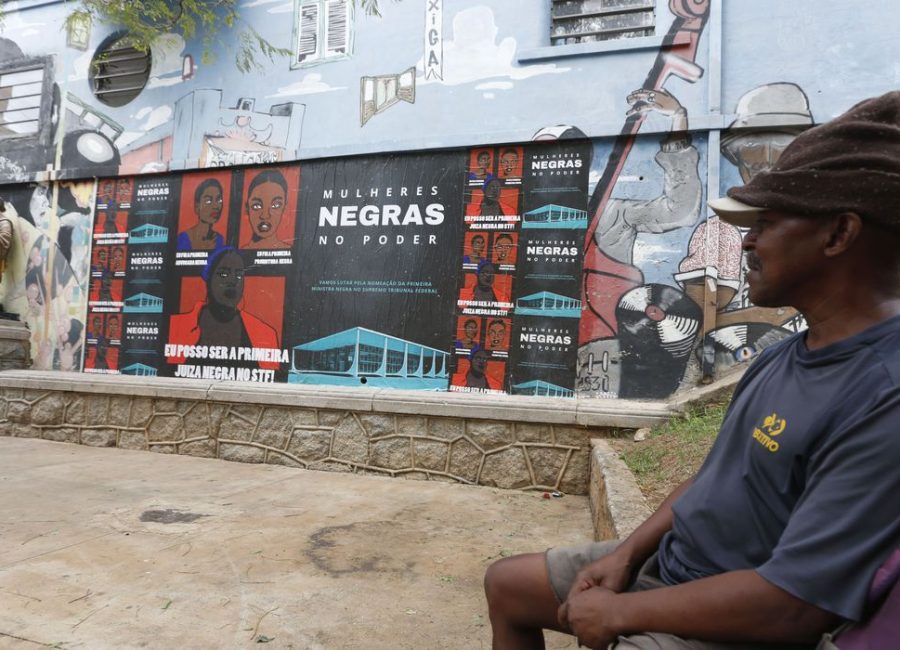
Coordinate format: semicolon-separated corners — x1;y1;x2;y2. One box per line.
67;0;295;75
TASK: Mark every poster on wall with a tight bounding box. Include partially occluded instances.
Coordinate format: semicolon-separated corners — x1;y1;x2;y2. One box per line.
117;175;178;377
506;140;592;398
86;166;300;382
450;146;523;394
287;151;466;389
163;165;298;383
84;146;587;398
84;178;134;373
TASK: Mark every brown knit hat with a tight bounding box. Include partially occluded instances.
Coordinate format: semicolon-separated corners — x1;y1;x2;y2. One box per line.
709;90;900;231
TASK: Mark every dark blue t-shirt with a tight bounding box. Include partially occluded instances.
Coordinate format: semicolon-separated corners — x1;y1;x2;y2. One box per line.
657;314;900;621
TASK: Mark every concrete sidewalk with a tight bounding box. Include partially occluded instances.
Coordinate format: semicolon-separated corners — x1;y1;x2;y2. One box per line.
0;438;589;649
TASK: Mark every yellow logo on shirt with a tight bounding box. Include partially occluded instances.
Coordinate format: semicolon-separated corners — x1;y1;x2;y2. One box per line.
752;413;786;452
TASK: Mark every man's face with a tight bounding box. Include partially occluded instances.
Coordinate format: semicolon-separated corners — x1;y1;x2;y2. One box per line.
724;133;795;183
464;320;477;339
488;323;505;347
495;237;513;261
471;350;488;373
500;152;518;175
209;252;245;308
741;210;828;308
247;181;285;240
196;185;224;225
477;152;490;170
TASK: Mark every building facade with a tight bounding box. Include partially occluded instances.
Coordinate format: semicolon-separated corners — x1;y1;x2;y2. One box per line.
0;0;896;400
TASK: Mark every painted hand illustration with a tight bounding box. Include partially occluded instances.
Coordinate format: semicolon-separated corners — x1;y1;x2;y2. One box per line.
626;88;688;131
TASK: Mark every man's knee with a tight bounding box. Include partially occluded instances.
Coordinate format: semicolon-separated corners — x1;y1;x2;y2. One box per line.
485;553;554;616
484;555;516;609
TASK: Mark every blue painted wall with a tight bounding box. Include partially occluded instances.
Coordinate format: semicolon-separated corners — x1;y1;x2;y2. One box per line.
0;0;895;397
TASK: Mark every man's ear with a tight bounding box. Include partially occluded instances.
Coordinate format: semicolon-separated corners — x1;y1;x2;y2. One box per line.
823;212;863;257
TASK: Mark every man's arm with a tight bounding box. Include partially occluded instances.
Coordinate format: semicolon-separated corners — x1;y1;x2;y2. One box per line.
566;568;840;649
563;476;694;601
603;476;693;573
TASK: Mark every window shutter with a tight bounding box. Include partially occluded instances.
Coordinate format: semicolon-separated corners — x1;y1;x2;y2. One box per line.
0;67;44;137
297;3;320;63
551;0;655;45
325;0;349;56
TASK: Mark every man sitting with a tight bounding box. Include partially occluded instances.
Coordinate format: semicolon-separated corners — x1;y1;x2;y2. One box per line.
484;91;900;649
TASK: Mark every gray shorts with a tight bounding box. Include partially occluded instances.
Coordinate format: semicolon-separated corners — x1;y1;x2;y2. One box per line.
545;540;784;650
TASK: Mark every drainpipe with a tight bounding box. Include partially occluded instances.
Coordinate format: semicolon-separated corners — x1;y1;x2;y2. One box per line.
699;0;724;383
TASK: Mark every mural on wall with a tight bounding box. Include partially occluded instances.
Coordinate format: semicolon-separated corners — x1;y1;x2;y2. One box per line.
573;79;815;398
424;0;443;81
6;0;897;400
60;93;124;179
0;181;95;371
677;82;813;375
82;145;588;393
360;67;415;126
3;0;900;185
291;0;355;69
0;36;57;182
577;88;702;398
575;0;710;399
118;90;306;175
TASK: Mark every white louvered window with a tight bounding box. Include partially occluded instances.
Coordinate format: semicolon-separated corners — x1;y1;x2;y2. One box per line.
0;66;45;138
552;0;655;46
293;0;353;67
90;37;151;107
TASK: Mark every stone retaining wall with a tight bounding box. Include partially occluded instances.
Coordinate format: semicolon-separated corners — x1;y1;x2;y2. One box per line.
0;372;677;495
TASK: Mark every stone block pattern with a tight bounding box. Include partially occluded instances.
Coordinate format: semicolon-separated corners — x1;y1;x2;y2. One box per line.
0;388;608;494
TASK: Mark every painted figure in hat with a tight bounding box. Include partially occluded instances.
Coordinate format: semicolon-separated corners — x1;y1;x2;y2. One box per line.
676;83;815;374
677;82;814;316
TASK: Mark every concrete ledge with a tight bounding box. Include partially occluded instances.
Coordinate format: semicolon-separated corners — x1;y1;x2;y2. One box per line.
589;438;652;540
0;370;683;495
667;365;744;411
0;370;679;428
207;379;376;412
0;370;214;401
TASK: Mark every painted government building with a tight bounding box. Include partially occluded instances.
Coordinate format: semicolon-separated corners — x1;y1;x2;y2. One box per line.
0;0;897;404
